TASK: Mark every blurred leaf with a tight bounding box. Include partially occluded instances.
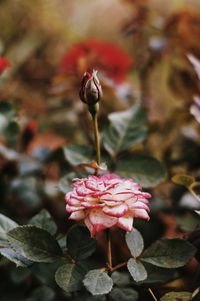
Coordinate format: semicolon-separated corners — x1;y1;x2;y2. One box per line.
116;154;167;188
160;291;192;301
0;247;32;267
172;174;195;188
137;262;177;284
59;171;88;194
110;287;139;301
176;212;200;232
0;101;15;119
29;209;57;235
127;258;147;282
111;271;131;286
59;172;75;193
55;263;85;293
172;175;200;203
10;177;42;209
67;225;96;261
26;285;55;301
63;145;95;166
83;269;113;295
7;226;63;262
31;261;65;287
141;239;196;268
4;121;20;146
10;267;31;283
0;214;18;244
19;157;42;176
125;229;144;258
103;104;147;157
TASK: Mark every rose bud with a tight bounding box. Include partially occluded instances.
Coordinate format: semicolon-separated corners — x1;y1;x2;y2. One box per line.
79;70;102;111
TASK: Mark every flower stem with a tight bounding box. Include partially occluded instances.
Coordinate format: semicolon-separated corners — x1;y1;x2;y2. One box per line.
92;112;100;174
106;229;112;271
148;288;158;301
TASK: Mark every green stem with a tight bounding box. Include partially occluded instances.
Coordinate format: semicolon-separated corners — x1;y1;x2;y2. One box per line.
106;229;112;271
92;112;100;174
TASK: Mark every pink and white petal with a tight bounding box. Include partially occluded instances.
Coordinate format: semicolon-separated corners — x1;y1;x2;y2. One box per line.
128;201;150;212
65;192;73;202
117;215;133;232
76;185;92;196
103;203;129;217
101;193;132;202
82;202;103;208
104;200;122;207
100;174;120;181
140;192;151;198
89;209;117;229
66;204;85;213
67;197;82;206
69;210;86;220
133;209;150;220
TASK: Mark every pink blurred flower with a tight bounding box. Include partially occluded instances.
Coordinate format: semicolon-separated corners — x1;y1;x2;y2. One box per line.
59;39;132;83
65;173;151;237
0;57;10;75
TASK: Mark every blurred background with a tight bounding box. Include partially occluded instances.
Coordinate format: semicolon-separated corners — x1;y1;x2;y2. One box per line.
1;0;200;300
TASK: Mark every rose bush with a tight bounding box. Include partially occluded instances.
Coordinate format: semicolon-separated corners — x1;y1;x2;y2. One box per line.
65;173;151;237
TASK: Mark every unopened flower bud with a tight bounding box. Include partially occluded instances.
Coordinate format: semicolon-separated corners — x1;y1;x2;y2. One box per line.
79;70;102;109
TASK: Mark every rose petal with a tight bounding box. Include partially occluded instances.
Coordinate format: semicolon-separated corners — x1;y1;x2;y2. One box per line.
117;215;133;232
66;204;85;213
89;208;117;229
103;203;129;217
128;201;150;212
133;209;150;220
69;210;86;220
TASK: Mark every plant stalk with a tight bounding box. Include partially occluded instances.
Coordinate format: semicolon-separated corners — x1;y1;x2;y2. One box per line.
92;112;100;174
148;288;158;301
106;229;112;271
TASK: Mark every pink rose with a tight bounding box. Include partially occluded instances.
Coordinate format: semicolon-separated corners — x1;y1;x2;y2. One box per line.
65;174;151;237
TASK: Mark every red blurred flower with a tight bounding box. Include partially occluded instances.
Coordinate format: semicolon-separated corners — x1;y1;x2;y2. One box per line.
0;57;10;75
59;39;132;83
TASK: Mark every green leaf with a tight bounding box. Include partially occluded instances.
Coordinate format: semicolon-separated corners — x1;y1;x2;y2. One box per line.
125;229;144;258
67;225;96;260
63;144;95;166
0;247;32;267
31;261;66;287
29;209;57;235
160;291;192;301
0;214;18;244
116;154;167;188
110;287;139;301
103;104;148;157
136;262;177;284
55;263;85;293
83;269;113;295
127;258;147;282
141;239;196;268
111;271;131;286
7;225;63;262
27;286;55;301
